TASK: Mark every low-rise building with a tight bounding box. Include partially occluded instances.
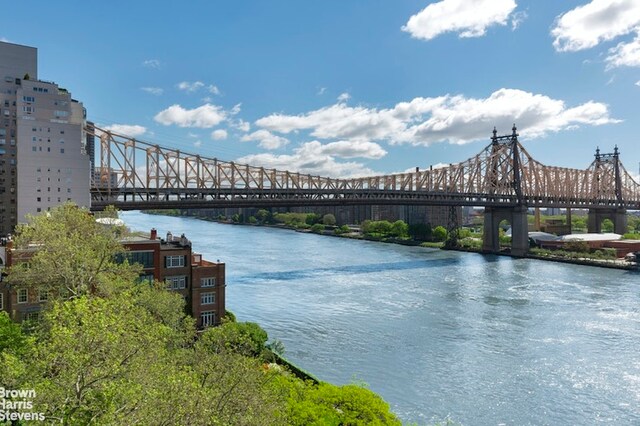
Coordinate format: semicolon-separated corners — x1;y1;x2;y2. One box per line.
0;228;226;328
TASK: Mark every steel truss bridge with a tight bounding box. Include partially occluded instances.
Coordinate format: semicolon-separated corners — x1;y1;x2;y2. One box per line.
90;125;640;212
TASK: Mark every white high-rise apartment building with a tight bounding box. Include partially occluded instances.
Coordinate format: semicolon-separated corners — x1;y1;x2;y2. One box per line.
0;41;90;236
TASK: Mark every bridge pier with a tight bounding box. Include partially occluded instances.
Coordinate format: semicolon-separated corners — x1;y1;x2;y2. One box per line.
587;208;627;234
482;205;529;256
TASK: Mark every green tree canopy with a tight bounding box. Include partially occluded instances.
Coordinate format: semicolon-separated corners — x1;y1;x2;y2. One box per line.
432;226;448;242
322;214;337;226
6;204;140;300
390;220;408;238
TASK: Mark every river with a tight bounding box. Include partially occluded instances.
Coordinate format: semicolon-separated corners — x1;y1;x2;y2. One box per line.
120;211;640;425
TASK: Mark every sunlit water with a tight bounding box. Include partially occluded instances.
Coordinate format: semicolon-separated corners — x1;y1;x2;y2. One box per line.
121;211;640;425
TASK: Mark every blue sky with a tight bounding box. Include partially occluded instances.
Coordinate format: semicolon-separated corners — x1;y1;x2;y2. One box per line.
2;0;639;178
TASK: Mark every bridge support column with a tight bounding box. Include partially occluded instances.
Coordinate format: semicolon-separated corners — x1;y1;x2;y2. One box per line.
482;205;529;256
587;208;627;234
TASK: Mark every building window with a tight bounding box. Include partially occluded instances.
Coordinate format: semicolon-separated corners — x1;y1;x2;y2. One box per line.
137;274;155;284
201;277;216;287
201;311;216;328
200;292;215;305
165;276;187;290
39;290;49;302
165;255;185;268
24;312;40;322
117;251;154;269
17;288;28;304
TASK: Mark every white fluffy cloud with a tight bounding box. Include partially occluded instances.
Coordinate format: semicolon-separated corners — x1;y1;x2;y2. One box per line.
142;59;161;69
636;80;640;87
402;0;518;40
211;129;228;140
141;87;164;95
551;0;640;52
241;130;289;150
177;81;220;95
337;92;351;102
314;140;387;159
237;142;377;178
177;81;205;92
154;104;226;128
256;88;618;146
102;124;147;137
606;33;640;68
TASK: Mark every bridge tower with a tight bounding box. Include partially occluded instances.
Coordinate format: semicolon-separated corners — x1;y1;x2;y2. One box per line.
587;146;627;234
482;125;529;256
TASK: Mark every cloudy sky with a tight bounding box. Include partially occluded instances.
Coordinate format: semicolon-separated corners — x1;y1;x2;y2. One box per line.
3;0;639;178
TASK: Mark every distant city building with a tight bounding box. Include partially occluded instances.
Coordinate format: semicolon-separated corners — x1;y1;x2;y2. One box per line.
0;41;90;237
0;228;226;328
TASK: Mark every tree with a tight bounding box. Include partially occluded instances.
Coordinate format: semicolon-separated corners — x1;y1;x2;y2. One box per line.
284;380;401;425
322;214;336;226
0;312;31;355
311;223;325;233
21;294;175;424
256;209;271;223
373;220;392;235
248;215;258;224
199;321;269;357
305;213;321;225
6;203;140;300
433;226;448;242
390;220;408;238
601;218;614;233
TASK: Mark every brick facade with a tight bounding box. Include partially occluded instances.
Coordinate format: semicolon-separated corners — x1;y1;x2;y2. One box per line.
0;228;226;328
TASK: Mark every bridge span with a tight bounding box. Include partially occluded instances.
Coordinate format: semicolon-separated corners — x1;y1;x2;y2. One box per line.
90;125;640;256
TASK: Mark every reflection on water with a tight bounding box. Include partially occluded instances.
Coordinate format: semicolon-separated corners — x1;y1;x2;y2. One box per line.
121;212;640;425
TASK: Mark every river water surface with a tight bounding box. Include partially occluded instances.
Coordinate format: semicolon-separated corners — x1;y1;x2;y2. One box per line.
121;211;640;425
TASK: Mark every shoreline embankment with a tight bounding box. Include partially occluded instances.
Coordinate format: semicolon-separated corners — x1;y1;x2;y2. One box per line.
141;211;638;272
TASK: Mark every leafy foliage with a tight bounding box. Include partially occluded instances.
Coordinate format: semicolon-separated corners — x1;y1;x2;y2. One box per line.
432;226;448;242
322;214;336;226
6;203;140;300
311;223;325;233
0;204;400;424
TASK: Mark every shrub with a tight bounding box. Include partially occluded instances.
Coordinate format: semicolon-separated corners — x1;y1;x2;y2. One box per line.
335;225;351;235
432;226;447;242
310;223;325;233
305;213;321;225
564;240;590;253
322;214;336;226
390;220;409;238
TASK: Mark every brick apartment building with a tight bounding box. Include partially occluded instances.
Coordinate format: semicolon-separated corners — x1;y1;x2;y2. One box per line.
0;228;226;328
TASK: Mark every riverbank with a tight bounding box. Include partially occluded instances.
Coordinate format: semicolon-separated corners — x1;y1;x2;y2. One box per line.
142;210;638;271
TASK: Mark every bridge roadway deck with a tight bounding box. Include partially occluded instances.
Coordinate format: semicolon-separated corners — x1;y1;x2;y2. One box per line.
90;188;639;211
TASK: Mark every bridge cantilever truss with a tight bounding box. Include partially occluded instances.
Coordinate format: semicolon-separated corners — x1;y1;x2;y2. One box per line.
89;126;640;211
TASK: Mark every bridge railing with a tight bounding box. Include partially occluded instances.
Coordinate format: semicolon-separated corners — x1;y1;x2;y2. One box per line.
90;126;640;208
